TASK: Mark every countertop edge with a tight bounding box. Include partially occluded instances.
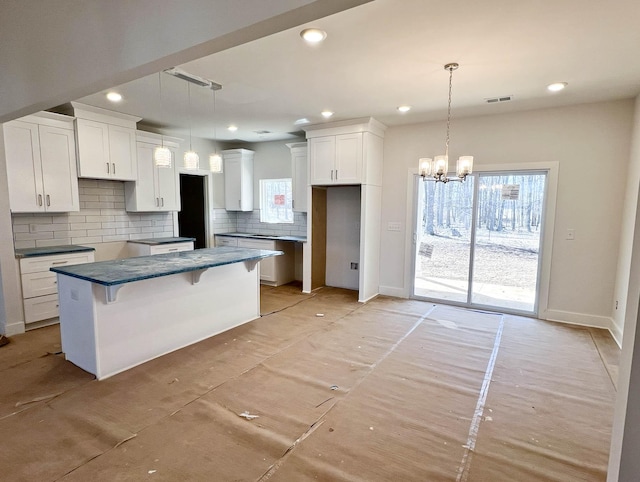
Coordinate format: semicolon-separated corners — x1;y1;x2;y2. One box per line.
15;245;96;259
50;248;283;287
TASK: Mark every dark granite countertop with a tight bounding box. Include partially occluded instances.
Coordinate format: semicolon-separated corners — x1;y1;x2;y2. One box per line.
216;232;307;243
50;247;283;286
127;237;196;246
15;245;96;259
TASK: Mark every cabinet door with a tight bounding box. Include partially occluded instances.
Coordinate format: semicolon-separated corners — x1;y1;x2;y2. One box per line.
334;133;363;184
291;148;308;212
39;125;79;212
156;149;179;211
76;119;111;178
129;143;157;211
309;136;335;185
108;125;137;180
224;157;242;210
3;121;44;212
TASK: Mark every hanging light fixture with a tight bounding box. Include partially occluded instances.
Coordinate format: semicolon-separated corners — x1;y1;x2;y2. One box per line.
209;86;223;173
419;63;473;183
153;72;172;168
183;82;200;170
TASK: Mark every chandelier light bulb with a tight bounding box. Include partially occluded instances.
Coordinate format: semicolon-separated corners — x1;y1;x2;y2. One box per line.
153;146;172;168
184;150;200;170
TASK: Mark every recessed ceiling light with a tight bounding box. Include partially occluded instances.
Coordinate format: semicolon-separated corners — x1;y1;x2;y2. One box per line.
300;28;327;44
294;118;311;125
547;82;568;92
106;92;122;102
397;105;411;113
321;110;334;119
228;125;238;132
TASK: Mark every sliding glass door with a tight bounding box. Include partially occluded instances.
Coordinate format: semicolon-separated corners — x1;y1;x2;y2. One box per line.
413;171;547;315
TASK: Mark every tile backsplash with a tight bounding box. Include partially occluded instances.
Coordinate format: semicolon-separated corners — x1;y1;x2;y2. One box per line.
236;210;307;237
11;180;308;250
11;179;173;249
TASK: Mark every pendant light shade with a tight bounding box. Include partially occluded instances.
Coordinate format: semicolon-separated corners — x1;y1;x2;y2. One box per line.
184;150;200;170
154;146;172;168
209;153;222;173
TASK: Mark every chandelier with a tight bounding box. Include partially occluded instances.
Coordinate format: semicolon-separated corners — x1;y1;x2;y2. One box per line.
419;63;473;183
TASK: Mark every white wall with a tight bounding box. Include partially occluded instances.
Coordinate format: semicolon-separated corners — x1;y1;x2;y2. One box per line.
608;94;640;481
379;99;634;327
326;185;361;290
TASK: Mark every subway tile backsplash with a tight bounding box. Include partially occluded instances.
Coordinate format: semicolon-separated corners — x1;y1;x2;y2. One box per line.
236;210;307;237
11;180;308;250
11;179;173;249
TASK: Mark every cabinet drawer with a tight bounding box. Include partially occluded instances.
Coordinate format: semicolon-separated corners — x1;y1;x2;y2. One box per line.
149;242;194;255
216;236;238;247
24;294;59;323
21;271;58;298
237;238;276;250
19;252;95;274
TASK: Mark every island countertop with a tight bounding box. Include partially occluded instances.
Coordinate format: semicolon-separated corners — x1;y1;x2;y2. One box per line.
50;247;283;286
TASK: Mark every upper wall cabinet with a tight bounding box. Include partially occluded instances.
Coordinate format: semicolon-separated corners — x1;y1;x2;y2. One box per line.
305;118;386;187
3;112;80;213
125;132;181;212
287;142;308;213
223;149;254;212
71;102;140;181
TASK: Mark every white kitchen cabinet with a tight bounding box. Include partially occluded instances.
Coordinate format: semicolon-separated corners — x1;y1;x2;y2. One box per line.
236;237;294;286
128;240;194;256
215;236;238;247
305;118;386;187
3;112;79;213
19;250;95;324
125;132;181;212
287;142;308;212
71;102;140;181
223;149;253;211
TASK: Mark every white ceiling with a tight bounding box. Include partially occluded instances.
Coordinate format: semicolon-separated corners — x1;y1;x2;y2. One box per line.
76;0;640;144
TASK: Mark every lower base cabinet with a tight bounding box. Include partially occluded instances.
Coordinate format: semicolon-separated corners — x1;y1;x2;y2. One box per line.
128;241;194;257
218;237;295;286
19;251;95;325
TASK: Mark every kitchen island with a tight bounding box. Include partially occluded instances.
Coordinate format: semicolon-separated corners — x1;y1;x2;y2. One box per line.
51;247;282;380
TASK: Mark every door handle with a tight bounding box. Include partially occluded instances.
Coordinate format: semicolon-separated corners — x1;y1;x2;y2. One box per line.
336;169;338;180
331;170;333;181
112;163;116;175
46;194;50;206
37;194;43;206
161;197;164;207
156;197;159;207
106;162;110;174
238;199;241;208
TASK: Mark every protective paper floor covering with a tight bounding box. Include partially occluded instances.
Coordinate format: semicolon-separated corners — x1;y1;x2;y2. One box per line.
0;286;618;481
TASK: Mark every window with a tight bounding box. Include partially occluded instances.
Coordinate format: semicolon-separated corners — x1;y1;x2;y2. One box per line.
260;178;293;223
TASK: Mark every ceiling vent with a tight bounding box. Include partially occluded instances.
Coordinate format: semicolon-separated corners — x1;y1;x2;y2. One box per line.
485;95;513;104
254;130;271;135
163;67;222;91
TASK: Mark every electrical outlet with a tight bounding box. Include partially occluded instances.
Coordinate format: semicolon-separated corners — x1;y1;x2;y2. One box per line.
387;221;402;232
350;262;358;270
566;229;575;240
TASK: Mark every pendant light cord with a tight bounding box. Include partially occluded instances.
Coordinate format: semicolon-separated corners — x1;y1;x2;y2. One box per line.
445;65;453;158
158;72;165;149
188;82;193;151
212;88;218;155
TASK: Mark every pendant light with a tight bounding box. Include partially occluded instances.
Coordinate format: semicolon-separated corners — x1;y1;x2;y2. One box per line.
153;72;172;168
419;63;473;183
183;82;199;170
209;86;223;173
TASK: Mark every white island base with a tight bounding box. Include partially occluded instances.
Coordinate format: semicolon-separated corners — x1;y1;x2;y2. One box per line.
57;260;260;380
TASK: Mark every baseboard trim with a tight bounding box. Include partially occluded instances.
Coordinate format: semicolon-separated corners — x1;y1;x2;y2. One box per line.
609;322;623;348
379;286;409;298
2;320;26;337
542;309;612;330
